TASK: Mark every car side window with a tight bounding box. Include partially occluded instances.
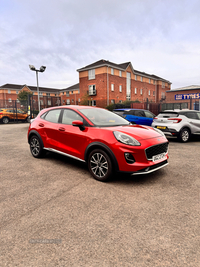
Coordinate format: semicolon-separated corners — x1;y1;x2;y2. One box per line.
62;109;83;125
185;112;198;119
144;111;154;118
197;113;200;119
135;110;145;117
44;109;61;123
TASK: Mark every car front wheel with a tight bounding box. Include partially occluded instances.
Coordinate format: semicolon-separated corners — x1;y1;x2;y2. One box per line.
178;128;190;142
88;149;112;182
30;135;44;158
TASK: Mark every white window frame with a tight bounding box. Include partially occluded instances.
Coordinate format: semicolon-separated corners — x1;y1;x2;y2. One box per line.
135;88;137;94
140;89;143;95
135;75;137;80
149;79;151;84
111;68;114;75
66;99;70;105
162;82;165;88
148;90;151;96
88;85;96;95
119;70;122;77
88;69;95;80
141;76;143;82
111;84;114;91
66;91;69;96
119;85;122;92
8;89;11;94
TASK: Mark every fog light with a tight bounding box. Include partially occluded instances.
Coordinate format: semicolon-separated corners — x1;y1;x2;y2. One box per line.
124;153;135;164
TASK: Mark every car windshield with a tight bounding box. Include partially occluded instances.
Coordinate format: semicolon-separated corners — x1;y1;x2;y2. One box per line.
79;108;130;127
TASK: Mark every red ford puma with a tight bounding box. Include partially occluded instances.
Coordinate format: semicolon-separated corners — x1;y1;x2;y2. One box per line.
28;105;169;182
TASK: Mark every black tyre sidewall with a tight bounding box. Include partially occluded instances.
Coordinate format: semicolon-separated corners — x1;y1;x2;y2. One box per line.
30;135;44;158
2;117;9;124
178;128;190;142
88;149;112;182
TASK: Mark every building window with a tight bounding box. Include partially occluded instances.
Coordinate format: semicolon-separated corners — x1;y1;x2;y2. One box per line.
39;92;43;96
149;79;151;84
140;89;143;95
8;98;12;102
111;68;114;75
162;82;165;88
71;91;73;94
78;98;80;102
66;99;70;105
126;72;131;100
148;90;151;96
135;88;137;94
16;90;19;94
119;85;122;92
111;99;115;104
8;90;11;94
46;93;50;96
141;76;143;82
119;70;122;77
88;85;96;95
66;91;69;96
48;100;51;105
92;100;96;106
153;80;156;84
111;84;114;91
153;91;155;96
161;92;165;99
135;75;137;80
119;100;123;103
88;69;95;80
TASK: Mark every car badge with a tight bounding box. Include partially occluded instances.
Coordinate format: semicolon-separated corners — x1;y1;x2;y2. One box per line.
157;139;160;141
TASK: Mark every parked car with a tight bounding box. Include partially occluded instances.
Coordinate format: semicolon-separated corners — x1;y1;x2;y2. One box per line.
27;105;169;182
152;109;200;142
113;108;155;126
0;108;30;124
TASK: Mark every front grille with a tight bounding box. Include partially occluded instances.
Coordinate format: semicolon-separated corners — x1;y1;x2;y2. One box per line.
145;142;168;160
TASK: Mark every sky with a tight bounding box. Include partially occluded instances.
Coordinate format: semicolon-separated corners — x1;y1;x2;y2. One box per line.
0;0;200;90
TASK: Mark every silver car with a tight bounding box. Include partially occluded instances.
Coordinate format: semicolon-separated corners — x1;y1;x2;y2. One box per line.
152;110;200;142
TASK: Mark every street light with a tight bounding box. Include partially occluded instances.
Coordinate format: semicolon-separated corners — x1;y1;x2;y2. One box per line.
29;65;46;112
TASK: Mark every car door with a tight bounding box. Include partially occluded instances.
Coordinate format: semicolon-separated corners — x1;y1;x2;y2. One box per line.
55;109;88;160
144;110;155;126
185;112;200;134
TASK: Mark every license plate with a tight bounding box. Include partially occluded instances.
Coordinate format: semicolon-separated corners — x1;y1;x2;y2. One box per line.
157;126;166;130
152;153;166;162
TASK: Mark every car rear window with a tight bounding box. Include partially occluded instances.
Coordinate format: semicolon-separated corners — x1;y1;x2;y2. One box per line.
157;112;179;118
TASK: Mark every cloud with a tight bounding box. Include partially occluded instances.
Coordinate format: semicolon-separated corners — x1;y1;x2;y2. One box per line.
0;0;200;89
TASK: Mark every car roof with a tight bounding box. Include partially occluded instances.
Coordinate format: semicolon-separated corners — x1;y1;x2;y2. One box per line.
113;108;150;112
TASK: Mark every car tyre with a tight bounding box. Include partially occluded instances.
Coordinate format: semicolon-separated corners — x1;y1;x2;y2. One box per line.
88;149;112;182
2;117;10;124
178;128;190;142
30;135;45;158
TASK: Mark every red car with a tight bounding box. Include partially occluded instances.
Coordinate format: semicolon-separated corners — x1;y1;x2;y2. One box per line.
28;105;169;182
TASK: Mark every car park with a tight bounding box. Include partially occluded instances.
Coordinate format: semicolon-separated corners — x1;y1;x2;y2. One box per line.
28;105;169;182
152;109;200;142
0;108;30;124
113;108;155;126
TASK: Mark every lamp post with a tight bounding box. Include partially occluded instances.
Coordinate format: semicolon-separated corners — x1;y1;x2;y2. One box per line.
29;65;46;112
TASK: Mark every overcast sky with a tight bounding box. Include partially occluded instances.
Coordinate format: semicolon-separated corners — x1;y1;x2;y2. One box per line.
0;0;200;90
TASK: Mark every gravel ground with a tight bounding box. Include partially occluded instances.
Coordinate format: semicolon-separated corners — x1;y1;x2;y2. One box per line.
0;123;199;267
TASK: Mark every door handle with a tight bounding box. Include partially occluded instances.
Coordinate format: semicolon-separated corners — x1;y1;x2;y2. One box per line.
59;127;65;131
39;123;44;127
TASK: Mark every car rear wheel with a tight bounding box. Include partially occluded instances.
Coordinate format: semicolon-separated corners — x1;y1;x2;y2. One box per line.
88;149;112;182
30;135;44;158
2;117;9;124
178;128;190;142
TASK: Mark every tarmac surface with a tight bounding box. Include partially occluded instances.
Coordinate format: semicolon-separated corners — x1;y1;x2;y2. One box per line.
0;123;199;267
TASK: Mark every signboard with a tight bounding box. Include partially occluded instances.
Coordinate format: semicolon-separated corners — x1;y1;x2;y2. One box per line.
175;93;200;100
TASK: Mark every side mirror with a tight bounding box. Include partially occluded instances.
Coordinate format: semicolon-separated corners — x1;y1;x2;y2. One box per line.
72;120;85;131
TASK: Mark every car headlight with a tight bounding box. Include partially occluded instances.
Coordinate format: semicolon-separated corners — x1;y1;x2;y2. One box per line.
153;127;165;136
113;131;141;146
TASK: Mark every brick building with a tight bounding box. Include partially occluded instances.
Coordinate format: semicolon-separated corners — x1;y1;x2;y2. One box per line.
0;84;60;108
165;85;200;110
74;59;171;107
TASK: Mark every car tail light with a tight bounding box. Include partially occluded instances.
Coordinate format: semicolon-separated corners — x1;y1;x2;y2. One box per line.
153;117;157;121
0;112;3;115
168;118;182;123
